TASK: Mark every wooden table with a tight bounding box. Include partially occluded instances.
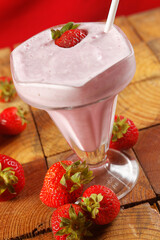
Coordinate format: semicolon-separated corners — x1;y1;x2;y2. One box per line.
0;7;160;240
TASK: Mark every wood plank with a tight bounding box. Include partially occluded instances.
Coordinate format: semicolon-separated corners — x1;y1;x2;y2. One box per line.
8;203;160;240
128;8;160;42
47;149;155;206
134;125;160;195
115;16;141;46
0;160;53;240
26;232;54;240
0;110;44;164
92;203;160;240
31;108;70;157
0;47;11;77
120;149;155;206
132;42;160;83
116;78;160;129
148;38;160;62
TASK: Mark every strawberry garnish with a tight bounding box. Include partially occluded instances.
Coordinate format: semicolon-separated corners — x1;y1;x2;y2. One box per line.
51;22;87;48
80;185;120;225
0;106;27;135
110;115;139;151
51;204;92;240
40;160;94;208
0;76;17;102
0;154;25;201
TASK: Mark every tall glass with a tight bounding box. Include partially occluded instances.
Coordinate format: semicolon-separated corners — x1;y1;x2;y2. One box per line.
10;23;139;199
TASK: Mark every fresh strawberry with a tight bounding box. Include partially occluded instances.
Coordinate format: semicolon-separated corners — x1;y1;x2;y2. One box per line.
80;185;120;225
0;76;17;102
51;204;92;240
109;115;139;151
0;154;25;201
51;22;87;48
0;106;27;135
40;160;94;208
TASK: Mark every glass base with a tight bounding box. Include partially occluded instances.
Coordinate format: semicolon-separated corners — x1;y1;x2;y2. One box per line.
67;149;139;200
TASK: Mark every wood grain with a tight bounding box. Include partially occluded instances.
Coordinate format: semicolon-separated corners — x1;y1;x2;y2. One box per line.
0;160;53;240
7;203;160;240
116;78;160;129
0;47;11;77
128;8;160;42
134;125;160;195
47;150;74;168
25;232;54;240
92;203;160;240
148;38;160;62
132;42;160;83
120;149;155;206
114;16;141;46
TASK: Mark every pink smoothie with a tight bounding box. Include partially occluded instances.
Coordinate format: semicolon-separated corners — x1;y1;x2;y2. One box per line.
10;22;136;153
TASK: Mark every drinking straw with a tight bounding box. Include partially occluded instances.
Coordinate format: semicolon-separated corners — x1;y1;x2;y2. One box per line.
104;0;120;33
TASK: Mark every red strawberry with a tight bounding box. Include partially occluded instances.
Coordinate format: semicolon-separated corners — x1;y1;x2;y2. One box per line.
0;76;17;102
80;185;120;225
0;154;25;201
0;106;27;135
51;204;92;240
40;160;94;208
51;22;87;48
109;115;139;151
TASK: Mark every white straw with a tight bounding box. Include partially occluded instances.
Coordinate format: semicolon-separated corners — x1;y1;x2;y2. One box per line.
104;0;120;33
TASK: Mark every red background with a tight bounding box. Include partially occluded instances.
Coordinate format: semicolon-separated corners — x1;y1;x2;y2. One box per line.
0;0;160;48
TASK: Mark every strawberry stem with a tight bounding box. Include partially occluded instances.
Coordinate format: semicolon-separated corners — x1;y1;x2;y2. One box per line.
0;79;16;102
60;160;94;192
51;22;80;40
16;107;28;125
80;193;103;219
56;205;92;239
112;116;130;142
0;163;18;195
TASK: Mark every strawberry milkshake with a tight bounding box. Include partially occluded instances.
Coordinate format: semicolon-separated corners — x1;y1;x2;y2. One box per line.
10;22;135;164
10;20;139;199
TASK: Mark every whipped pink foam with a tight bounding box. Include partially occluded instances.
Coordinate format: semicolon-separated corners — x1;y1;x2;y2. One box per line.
11;22;135;109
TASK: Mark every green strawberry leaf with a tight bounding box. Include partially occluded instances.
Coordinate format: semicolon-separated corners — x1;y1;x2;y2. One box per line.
51;22;80;40
60;217;71;227
80;193;103;219
71;24;80;29
97;193;103;202
51;29;61;40
0;166;18;195
56;228;68;236
56;205;93;239
60;160;94;192
69;205;77;221
60;175;67;187
0;185;7;195
112;116;130;142
60;22;74;34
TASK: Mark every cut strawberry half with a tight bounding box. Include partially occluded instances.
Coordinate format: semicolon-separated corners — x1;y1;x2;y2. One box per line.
51;22;87;48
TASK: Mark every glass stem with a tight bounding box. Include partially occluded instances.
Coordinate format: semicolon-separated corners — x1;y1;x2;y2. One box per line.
72;143;109;165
